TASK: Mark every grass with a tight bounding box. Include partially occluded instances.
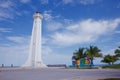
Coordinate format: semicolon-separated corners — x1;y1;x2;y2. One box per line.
98;78;120;80
102;64;120;69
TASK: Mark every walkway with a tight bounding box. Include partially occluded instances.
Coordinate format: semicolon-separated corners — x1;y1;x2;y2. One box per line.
0;68;120;80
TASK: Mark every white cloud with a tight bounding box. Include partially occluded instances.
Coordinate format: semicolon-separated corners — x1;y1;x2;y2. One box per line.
42;37;49;44
46;21;64;31
20;0;31;3
42;46;71;65
0;35;30;66
102;48;115;56
6;36;30;44
40;0;48;4
0;0;14;8
0;36;30;66
43;11;64;31
6;36;23;43
0;28;12;32
79;18;120;34
50;18;120;46
115;30;120;34
62;0;98;5
0;10;14;20
80;0;96;5
43;11;53;21
0;43;29;66
64;19;73;24
0;0;15;20
62;0;73;4
0;0;29;21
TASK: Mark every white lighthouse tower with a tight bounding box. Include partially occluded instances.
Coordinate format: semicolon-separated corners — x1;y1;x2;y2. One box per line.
22;12;46;68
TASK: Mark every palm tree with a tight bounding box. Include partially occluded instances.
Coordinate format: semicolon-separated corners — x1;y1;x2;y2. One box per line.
111;55;119;65
86;45;102;67
73;52;79;60
101;54;119;65
115;46;120;57
72;48;85;68
75;48;85;59
73;48;86;60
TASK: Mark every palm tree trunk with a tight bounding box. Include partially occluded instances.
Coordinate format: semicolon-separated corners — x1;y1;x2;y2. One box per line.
90;58;94;68
108;62;111;65
112;62;114;65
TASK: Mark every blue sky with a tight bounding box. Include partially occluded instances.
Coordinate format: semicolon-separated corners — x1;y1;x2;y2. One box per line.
0;0;120;66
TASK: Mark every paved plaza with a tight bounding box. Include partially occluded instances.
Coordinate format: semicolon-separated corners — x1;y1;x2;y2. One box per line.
0;68;120;80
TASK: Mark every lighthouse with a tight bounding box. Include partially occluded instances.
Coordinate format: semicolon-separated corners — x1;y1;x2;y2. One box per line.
22;12;46;68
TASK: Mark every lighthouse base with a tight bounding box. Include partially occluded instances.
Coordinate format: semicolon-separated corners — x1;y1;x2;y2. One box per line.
21;61;47;68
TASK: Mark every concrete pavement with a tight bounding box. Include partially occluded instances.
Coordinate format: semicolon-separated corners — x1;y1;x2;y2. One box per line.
0;68;120;80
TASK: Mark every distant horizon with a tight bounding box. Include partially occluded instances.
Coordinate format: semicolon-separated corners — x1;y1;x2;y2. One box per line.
0;63;110;68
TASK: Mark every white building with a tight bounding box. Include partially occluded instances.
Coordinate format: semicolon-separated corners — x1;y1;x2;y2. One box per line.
22;12;46;68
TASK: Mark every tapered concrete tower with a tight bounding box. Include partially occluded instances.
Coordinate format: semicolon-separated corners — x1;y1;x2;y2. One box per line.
22;12;46;68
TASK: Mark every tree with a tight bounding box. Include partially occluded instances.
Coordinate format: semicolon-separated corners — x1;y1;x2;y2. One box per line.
75;48;85;59
86;45;102;66
115;46;120;57
101;54;119;65
73;52;79;60
72;48;86;68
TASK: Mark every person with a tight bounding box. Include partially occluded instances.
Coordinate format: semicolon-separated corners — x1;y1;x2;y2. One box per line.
2;64;4;67
11;64;13;67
